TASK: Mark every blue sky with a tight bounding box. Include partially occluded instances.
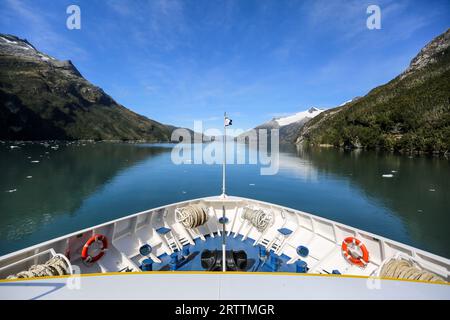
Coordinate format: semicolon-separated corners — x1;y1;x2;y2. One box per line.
1;0;449;130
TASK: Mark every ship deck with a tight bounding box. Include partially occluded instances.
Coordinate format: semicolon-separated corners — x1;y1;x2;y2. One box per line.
1;195;449;299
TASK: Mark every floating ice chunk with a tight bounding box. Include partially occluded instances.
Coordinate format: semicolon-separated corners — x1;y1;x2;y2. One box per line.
382;174;394;178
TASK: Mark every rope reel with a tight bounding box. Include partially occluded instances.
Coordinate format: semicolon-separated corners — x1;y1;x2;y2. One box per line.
176;204;209;229
241;207;274;232
379;258;445;283
7;254;71;279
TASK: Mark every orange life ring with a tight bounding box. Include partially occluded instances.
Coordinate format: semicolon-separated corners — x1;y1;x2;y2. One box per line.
341;237;369;267
81;234;108;263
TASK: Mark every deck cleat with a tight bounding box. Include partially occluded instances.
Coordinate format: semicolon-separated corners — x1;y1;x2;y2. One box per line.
332;269;341;275
141;258;153;271
258;246;267;260
266;251;279;272
182;246;190;259
169;252;179;271
296;260;308;273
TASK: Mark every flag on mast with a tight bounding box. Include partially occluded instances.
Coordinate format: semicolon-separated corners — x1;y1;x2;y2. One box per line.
224;117;232;126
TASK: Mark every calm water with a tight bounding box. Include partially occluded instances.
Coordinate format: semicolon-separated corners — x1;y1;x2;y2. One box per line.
0;142;449;258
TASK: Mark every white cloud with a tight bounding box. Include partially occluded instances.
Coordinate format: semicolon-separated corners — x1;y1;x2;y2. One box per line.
106;0;190;52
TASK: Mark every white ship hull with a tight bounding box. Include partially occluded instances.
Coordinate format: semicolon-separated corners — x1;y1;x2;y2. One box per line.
1;195;449;299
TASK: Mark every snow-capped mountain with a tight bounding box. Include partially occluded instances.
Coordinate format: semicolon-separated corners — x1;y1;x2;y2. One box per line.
0;33;181;141
274;107;324;126
0;34;57;63
238;107;325;144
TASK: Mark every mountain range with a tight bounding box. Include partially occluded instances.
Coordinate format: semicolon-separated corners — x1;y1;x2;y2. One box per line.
1;29;449;153
0;34;180;141
238;107;324;144
296;28;450;154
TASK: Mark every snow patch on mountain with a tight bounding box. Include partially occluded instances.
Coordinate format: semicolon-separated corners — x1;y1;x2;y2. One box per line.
339;99;353;107
275;107;324;126
0;35;55;61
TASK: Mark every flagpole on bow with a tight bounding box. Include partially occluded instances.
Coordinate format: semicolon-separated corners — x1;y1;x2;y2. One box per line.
222;112;227;272
222;112;227;197
221;113;232;272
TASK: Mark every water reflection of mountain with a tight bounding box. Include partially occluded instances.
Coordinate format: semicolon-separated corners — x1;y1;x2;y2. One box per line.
294;146;450;258
0;143;170;243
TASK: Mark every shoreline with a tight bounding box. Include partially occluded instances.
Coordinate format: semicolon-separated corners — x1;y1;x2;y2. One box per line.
296;142;450;158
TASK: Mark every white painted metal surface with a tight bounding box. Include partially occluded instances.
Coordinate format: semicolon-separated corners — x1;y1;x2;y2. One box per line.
1;272;449;300
0;195;449;299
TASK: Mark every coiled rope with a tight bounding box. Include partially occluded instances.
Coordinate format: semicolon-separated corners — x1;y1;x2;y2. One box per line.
242;207;273;232
176;204;209;229
7;255;71;279
380;259;445;283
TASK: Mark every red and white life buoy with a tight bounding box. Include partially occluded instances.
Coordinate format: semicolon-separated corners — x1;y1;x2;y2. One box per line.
81;234;108;263
341;237;369;267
